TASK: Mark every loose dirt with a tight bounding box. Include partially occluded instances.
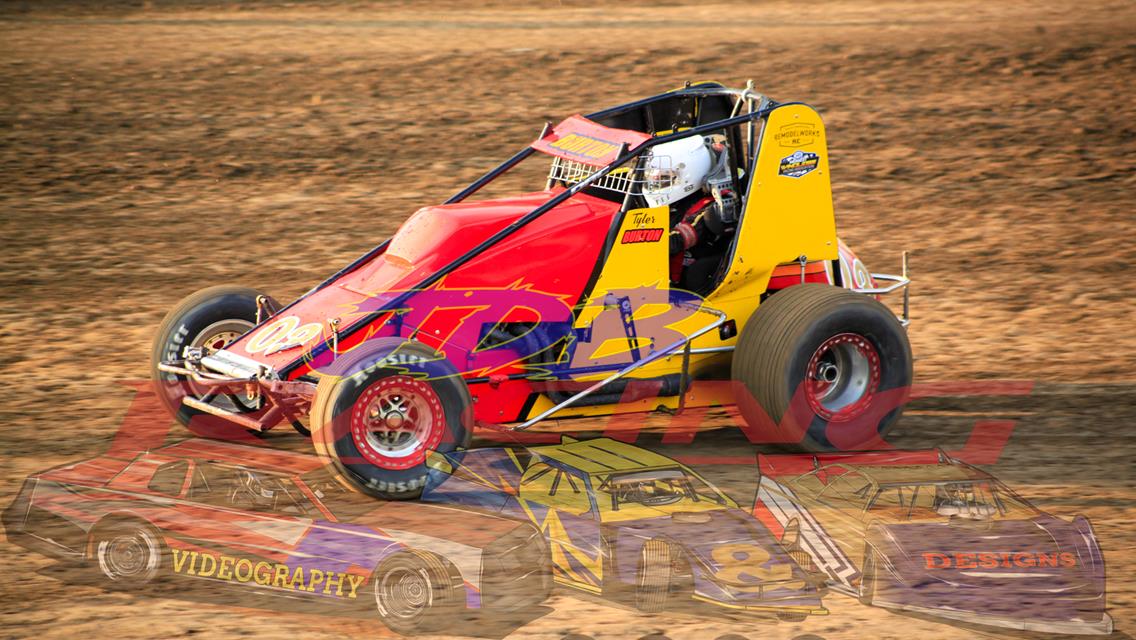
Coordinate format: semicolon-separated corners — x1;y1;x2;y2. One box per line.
1;1;1133;638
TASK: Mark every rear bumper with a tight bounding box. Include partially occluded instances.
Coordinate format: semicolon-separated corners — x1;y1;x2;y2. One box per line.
851;251;910;327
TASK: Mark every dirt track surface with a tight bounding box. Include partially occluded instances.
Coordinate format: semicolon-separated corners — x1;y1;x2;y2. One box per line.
0;1;1133;638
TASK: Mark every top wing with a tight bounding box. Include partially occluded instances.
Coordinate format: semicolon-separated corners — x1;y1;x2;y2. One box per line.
531;115;651;167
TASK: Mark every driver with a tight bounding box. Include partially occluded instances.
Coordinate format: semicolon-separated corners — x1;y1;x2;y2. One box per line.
642;135;740;291
613;477;683;507
231;469;277;510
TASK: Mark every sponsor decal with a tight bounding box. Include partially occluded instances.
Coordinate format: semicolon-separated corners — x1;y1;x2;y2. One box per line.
171;549;367;598
630;211;658;226
774;122;820;148
778;151;820;178
548;133;619;163
922;551;1077;570
620;228;664;244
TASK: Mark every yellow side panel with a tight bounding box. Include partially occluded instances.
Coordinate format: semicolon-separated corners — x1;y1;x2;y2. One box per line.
714;103;839;304
575;205;670;329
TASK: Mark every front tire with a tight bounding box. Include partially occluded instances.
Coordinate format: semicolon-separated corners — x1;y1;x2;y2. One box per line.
310;338;472;500
92;521;166;588
635;539;689;613
150;285;278;436
373;549;462;635
732;284;912;451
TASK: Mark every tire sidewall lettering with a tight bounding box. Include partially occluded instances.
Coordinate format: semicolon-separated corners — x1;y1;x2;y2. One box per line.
316;339;472;499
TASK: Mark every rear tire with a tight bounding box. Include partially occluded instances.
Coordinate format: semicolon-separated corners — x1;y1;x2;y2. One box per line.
373;549;462;635
732;284;912;451
310;338;472;500
777;610;811;623
150;285;279;437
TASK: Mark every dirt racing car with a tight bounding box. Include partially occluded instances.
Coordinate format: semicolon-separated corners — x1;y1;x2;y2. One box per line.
2;439;550;635
151;82;913;498
753;450;1112;635
422;436;827;620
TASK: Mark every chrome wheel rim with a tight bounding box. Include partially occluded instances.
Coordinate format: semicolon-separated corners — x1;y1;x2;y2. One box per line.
98;530;160;582
806;333;880;422
376;566;432;620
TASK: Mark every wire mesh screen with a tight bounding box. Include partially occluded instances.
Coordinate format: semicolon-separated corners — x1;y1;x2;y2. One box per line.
547;155;667;196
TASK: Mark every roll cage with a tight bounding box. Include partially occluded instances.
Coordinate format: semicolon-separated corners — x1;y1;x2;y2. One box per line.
279;82;771;336
174;84;767;414
276;83;767;377
597;468;732;512
796;459;1039;520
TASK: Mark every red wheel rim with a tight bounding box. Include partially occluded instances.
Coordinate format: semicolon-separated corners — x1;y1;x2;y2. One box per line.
805;333;880;422
350;376;445;470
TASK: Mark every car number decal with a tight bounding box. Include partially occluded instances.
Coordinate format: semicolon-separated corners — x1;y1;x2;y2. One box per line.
246;315;324;354
710;542;804;591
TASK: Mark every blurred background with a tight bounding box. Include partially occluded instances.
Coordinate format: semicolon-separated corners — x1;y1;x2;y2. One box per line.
1;1;1133;638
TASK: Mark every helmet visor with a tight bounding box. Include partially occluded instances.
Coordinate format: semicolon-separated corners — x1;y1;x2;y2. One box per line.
644;159;676;194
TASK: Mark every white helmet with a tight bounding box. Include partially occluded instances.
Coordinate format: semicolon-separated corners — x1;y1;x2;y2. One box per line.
642;135;712;208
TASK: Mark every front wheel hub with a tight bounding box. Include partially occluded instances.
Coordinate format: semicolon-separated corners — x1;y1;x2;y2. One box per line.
805;333;881;422
378;567;431;619
351;376;444;470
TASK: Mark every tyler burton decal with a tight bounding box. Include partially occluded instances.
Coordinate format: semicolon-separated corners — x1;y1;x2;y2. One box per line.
621;228;664;244
778;151;820;178
171;549;367;598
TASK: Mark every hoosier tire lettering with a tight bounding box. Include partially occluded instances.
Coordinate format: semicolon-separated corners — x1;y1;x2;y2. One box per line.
364;474;429;493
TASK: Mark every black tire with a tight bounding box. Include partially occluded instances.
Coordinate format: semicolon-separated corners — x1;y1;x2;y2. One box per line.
859;548;878;606
777;610;811;623
310;338;472;500
635;539;689;613
290;419;312;437
91;520;167;589
150;285;279;437
372;549;462;635
732;283;912;451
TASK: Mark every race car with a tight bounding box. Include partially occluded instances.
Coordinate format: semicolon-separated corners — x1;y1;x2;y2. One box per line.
2;439;550;635
151;81;913;498
753;450;1113;635
422;435;827;620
